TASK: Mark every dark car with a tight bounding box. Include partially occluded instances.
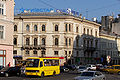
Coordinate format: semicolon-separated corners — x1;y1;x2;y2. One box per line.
0;66;21;77
66;65;76;70
60;66;69;72
0;66;4;70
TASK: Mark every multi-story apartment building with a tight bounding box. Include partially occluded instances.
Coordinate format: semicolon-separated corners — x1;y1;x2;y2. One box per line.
14;12;100;65
0;0;14;66
99;30;120;65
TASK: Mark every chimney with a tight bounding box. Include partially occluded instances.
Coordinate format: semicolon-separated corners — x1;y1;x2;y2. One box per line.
79;14;82;19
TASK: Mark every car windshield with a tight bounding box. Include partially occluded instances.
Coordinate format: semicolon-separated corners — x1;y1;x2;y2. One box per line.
26;59;39;67
81;72;94;77
79;67;86;69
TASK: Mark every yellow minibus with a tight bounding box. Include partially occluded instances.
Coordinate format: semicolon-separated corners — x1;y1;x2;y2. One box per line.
25;57;60;77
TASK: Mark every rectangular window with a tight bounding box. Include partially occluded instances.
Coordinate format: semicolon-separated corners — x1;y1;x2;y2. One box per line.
26;50;29;54
0;3;4;15
0;25;4;39
65;24;67;32
13;50;17;54
0;50;6;67
54;51;58;55
33;50;37;54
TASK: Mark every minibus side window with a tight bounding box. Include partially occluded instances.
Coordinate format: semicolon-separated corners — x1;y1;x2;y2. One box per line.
40;61;43;67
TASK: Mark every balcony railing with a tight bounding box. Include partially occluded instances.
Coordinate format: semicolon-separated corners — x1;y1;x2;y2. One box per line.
22;44;46;50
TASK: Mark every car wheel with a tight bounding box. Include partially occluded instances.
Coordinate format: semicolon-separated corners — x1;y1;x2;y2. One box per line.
41;72;44;78
17;72;20;76
103;77;106;80
53;71;56;76
5;73;9;77
118;72;120;75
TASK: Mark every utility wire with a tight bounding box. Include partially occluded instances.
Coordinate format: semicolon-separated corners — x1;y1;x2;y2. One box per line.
81;2;120;13
38;0;57;10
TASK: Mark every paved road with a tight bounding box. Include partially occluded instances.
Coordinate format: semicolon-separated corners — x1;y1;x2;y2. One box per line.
0;71;120;80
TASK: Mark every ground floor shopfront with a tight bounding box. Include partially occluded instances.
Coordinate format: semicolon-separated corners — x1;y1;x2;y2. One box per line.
0;45;13;67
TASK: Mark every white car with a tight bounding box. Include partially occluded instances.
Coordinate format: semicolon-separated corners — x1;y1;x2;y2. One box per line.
86;64;96;70
77;66;88;73
74;71;106;80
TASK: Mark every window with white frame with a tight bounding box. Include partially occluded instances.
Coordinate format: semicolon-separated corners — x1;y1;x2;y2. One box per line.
0;25;4;39
0;3;4;15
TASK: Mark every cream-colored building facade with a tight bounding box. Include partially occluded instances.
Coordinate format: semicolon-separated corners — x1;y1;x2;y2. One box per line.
0;0;14;66
99;31;120;65
14;13;100;65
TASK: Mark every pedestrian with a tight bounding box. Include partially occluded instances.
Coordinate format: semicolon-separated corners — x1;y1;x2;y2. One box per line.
8;62;10;67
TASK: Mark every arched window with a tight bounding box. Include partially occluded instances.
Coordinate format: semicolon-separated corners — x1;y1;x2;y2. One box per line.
34;38;37;46
87;29;89;35
69;38;71;46
69;24;71;31
83;28;86;34
76;37;79;47
14;25;17;31
55;38;59;46
76;27;78;33
34;25;37;31
14;38;17;45
26;38;30;45
42;25;45;31
65;24;67;32
91;29;93;35
65;38;67;46
42;38;46;45
55;25;58;31
95;31;97;37
26;25;30;31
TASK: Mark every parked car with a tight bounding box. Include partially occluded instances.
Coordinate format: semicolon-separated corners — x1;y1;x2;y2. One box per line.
0;66;4;70
96;64;104;71
60;66;69;72
86;64;96;70
0;66;21;77
101;66;111;72
74;71;106;80
77;66;88;74
66;65;76;70
106;65;120;74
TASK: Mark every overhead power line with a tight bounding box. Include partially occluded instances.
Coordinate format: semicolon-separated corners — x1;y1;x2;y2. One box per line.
38;0;57;10
81;2;120;13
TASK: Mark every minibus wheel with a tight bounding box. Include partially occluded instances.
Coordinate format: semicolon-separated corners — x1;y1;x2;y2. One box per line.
41;72;44;78
53;71;56;76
